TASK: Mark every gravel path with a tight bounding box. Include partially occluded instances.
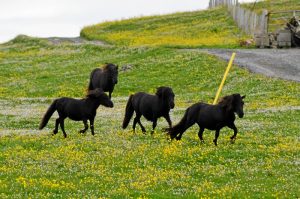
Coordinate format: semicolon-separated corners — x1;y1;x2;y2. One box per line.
45;37;112;47
198;49;300;82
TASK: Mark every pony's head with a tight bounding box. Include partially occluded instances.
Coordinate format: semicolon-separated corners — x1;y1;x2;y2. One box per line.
104;63;119;85
156;86;175;109
219;94;245;118
87;88;114;108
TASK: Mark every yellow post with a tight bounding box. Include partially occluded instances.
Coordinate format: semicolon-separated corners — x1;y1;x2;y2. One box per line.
213;52;236;105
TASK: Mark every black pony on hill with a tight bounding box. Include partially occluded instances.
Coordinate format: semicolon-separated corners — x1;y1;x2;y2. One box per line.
88;63;119;99
122;86;175;133
166;94;245;146
39;88;113;138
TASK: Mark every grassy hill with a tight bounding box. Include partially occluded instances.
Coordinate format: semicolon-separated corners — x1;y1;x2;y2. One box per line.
80;7;248;48
242;0;300;13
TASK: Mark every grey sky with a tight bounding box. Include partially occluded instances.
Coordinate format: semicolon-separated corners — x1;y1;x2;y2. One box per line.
0;0;256;43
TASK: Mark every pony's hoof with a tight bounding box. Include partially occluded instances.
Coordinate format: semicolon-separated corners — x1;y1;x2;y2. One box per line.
175;137;181;141
213;140;218;146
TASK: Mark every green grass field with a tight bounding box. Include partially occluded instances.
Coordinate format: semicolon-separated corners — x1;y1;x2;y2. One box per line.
80;7;248;48
0;35;299;198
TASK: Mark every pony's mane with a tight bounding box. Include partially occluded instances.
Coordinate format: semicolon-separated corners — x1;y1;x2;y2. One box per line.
103;63;117;71
155;86;172;97
85;88;104;98
217;94;235;111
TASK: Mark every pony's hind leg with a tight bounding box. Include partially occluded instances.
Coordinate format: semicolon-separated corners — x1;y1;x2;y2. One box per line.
198;127;205;143
213;129;220;146
133;114;146;133
151;118;157;135
59;118;67;138
138;120;146;133
79;120;88;134
176;132;183;140
53;118;60;135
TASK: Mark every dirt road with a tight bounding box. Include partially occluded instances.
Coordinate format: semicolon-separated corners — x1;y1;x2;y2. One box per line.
199;49;300;82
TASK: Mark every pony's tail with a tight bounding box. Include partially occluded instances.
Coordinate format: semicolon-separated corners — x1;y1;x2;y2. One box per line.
88;69;97;91
39;99;57;130
122;95;134;129
166;107;195;139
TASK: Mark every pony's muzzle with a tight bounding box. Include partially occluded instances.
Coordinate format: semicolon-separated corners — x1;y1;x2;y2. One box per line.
108;102;114;108
170;102;175;109
238;112;244;118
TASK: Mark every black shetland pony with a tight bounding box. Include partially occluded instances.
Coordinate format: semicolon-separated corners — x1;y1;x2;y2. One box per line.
122;87;175;133
88;63;119;99
39;89;113;138
167;94;245;146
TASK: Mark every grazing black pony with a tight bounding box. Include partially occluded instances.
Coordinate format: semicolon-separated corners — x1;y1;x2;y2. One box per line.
167;94;245;146
88;63;119;98
122;86;175;133
39;89;113;138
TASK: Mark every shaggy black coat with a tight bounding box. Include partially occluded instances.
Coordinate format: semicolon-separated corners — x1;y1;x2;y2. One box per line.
39;89;113;138
122;86;175;133
88;63;119;99
167;94;245;146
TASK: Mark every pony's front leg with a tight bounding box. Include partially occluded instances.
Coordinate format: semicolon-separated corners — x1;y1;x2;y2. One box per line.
108;92;112;99
228;123;238;143
90;118;95;136
79;120;88;134
164;114;172;128
213;129;220;146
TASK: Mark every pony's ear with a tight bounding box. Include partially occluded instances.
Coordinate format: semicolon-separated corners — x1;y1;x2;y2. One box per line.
156;87;164;98
241;95;246;99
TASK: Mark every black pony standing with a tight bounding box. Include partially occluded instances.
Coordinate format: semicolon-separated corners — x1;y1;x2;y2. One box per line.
39;89;113;138
167;94;245;146
88;63;119;99
122;86;175;133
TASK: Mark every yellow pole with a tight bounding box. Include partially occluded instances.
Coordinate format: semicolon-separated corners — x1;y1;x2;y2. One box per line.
213;52;236;105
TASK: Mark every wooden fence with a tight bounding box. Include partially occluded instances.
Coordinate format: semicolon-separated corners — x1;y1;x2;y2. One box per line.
209;0;268;36
209;0;238;8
